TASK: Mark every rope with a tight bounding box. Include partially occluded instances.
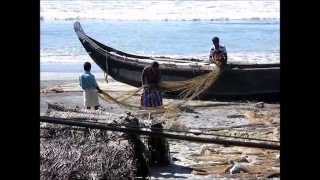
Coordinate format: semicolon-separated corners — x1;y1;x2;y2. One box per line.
104;53;108;83
98;91;141;110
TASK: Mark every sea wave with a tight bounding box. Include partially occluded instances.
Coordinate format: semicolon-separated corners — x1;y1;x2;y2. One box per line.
41;51;280;65
41;0;279;22
40;16;279;23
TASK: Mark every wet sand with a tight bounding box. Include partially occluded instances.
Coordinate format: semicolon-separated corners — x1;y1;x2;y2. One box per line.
40;78;280;179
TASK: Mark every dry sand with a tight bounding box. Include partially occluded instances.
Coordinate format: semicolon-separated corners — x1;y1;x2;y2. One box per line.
40;78;280;179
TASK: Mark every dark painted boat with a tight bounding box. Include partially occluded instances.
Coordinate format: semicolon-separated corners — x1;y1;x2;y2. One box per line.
74;22;279;101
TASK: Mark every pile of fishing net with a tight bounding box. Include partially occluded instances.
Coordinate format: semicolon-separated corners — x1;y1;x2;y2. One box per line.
40;103;150;180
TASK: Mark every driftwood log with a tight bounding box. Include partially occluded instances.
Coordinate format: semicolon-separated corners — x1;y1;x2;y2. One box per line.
41;103;171;180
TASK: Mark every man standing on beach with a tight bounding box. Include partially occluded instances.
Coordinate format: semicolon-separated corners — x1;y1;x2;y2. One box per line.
140;61;163;109
204;37;228;66
79;62;103;110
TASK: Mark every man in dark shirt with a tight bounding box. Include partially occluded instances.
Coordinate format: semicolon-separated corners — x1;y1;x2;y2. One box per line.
140;61;163;109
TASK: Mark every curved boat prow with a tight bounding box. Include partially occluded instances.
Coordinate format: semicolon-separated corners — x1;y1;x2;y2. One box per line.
74;21;86;40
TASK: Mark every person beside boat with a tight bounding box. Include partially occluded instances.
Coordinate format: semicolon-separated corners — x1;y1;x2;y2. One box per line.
140;61;163;109
79;62;103;110
203;37;228;66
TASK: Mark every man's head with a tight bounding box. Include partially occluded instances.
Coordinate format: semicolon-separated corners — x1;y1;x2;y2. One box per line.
212;37;220;46
151;61;159;70
83;62;91;71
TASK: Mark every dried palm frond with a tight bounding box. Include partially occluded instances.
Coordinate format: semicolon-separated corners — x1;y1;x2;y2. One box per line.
40;123;140;180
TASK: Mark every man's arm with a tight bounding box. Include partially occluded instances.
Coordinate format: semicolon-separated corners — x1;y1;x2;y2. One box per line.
141;67;147;86
79;76;83;88
209;47;214;60
224;52;228;62
92;75;103;93
95;86;103;93
222;46;228;64
154;70;161;89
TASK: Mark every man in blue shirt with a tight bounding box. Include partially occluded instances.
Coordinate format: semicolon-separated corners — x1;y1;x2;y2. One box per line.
79;62;103;110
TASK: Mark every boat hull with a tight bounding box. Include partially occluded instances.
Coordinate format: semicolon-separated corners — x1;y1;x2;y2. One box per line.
74;22;280;101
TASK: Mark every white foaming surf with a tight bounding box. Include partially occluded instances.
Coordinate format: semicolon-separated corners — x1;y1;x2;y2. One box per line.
41;0;279;21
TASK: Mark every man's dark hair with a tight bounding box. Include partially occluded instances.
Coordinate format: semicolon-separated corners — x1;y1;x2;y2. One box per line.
84;62;91;71
151;61;159;68
212;37;219;43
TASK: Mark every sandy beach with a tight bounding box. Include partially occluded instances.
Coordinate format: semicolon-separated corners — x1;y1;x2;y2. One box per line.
40;77;280;179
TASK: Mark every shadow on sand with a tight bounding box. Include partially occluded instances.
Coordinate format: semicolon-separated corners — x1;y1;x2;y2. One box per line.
149;163;193;179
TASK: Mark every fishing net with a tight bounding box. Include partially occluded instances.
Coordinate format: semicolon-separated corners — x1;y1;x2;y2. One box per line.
98;65;222;123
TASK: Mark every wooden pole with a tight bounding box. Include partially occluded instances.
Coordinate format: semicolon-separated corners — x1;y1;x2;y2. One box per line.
40;116;280;150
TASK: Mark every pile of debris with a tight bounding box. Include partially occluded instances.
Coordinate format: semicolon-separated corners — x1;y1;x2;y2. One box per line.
40;103;171;180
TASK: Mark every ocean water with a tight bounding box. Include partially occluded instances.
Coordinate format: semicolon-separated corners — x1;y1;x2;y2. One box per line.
40;0;279;76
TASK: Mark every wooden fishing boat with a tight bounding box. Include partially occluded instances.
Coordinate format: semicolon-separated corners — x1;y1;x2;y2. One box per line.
74;22;279;101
